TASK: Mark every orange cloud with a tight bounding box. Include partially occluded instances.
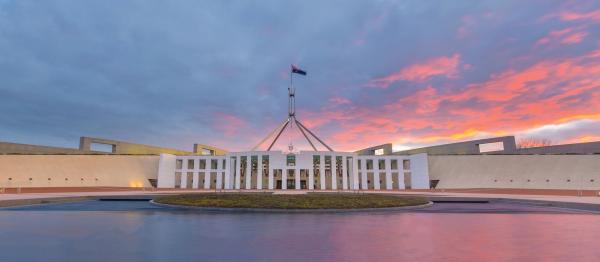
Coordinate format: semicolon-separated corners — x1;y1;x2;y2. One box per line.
368;54;461;88
302;48;600;151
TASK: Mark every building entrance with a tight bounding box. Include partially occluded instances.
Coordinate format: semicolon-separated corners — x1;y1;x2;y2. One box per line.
300;180;307;189
287;179;295;189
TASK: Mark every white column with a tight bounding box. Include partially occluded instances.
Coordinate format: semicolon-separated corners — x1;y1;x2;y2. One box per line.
385;159;392;190
361;169;368;190
257;155;263;190
374;158;381;190
295;168;300;190
217;172;223;189
216;159;222;189
319;155;325;190
269;168;274;190
181;159;188;189
235;156;241;189
331;156;337;190
282;169;287;190
204;160;210;189
245;156;252;190
342;156;348;190
308;169;314;190
351;157;359;190
192;172;199;189
224;157;231;189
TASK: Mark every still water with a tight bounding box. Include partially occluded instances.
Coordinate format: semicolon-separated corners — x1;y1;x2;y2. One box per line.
0;201;599;261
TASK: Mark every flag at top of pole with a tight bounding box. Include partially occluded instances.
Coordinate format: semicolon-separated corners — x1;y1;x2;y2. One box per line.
291;64;307;75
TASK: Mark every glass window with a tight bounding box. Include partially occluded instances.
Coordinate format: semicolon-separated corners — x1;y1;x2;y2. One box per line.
211;159;218;169
188;159;194;169
358;159;362;169
287;154;296;166
176;160;183;169
391;159;398;170
325;156;332;169
366;160;373;170
199;159;206;169
378;159;385;170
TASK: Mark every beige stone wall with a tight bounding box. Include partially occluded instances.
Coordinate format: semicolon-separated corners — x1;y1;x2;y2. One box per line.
429;155;600;190
0;155;159;188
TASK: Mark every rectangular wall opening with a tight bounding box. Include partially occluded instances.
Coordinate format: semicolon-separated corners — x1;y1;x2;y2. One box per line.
90;143;114;153
478;142;504;153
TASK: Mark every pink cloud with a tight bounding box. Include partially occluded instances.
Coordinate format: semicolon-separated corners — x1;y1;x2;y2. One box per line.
559;9;600;22
536;27;587;46
212;112;247;137
368;54;461;88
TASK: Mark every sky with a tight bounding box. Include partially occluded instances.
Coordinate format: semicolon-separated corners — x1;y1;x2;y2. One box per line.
0;0;599;152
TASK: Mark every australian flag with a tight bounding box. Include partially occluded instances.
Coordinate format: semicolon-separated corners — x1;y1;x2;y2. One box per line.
291;65;307;75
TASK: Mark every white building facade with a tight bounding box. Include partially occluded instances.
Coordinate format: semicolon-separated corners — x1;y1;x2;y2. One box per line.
157;151;429;190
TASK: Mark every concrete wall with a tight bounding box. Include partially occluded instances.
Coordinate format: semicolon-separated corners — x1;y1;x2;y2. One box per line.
0;155;159;188
79;137;193;155
514;141;600;154
393;136;517;155
355;143;393;156
0;141;85;154
429;155;600;190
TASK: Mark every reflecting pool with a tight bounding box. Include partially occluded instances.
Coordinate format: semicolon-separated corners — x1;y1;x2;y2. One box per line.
0;201;598;261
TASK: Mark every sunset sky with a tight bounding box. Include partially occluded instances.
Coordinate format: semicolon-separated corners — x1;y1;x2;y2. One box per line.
0;0;599;152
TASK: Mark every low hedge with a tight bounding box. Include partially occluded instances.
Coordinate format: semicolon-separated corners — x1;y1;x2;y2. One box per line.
153;193;429;209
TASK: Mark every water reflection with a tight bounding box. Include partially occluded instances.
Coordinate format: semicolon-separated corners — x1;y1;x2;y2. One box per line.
0;201;598;261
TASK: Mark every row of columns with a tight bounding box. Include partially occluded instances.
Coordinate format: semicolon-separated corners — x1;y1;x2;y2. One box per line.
357;158;408;190
224;155;356;190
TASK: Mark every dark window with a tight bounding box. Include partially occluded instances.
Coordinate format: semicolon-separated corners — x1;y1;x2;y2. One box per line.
391;159;398;170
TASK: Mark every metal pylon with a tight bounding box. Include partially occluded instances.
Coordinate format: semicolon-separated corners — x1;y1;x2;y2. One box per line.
251;66;333;152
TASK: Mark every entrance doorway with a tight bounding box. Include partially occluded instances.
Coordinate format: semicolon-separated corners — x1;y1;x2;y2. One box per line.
287;179;295;189
276;180;282;189
300;180;307;189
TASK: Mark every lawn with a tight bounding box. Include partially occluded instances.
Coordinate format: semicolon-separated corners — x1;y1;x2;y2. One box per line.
153;193;429;209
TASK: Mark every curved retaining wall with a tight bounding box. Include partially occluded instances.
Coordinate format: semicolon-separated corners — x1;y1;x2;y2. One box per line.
429;155;600;190
0;155;159;188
